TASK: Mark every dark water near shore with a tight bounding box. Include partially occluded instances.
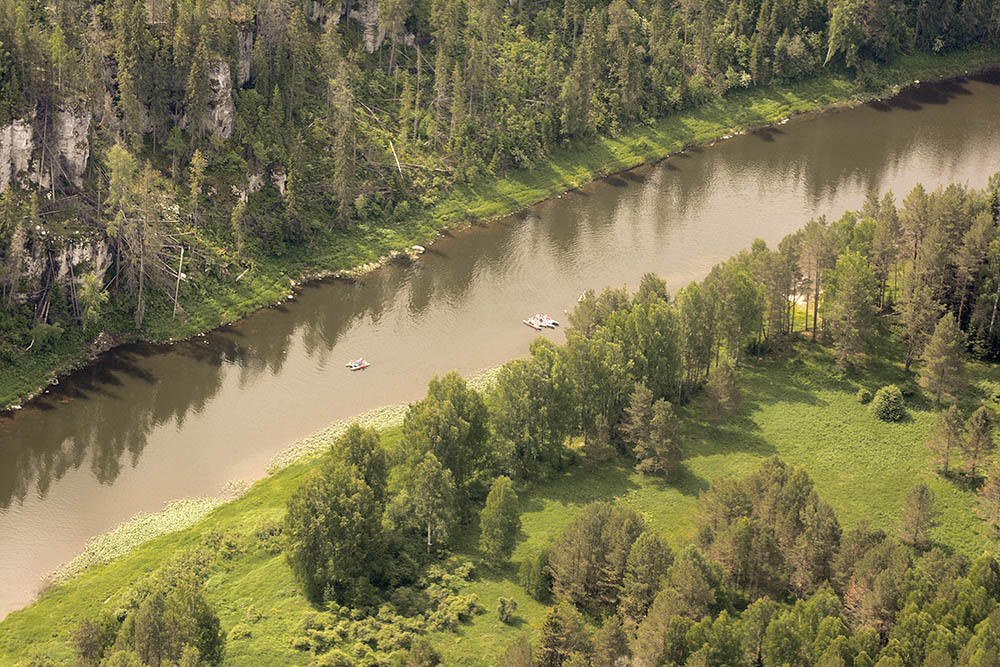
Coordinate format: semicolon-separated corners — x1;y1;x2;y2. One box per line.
2;72;1000;619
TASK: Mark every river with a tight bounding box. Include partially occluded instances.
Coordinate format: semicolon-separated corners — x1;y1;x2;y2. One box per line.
1;72;999;619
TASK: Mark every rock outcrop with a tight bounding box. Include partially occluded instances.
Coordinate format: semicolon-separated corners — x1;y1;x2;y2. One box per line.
349;0;385;53
15;235;112;303
52;106;92;188
206;60;236;139
0;118;35;192
0;106;91;192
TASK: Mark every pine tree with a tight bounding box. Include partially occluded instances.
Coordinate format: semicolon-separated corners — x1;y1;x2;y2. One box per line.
480;476;521;566
919;312;966;407
535;602;592;667
827;251;878;370
619;532;673;633
900;275;941;372
705;359;741;419
592;615;629;667
183;36;210;141
963;406;996;479
926;405;963;476
330;60;355;227
620;383;654;450
636;399;682;478
898;484;939;549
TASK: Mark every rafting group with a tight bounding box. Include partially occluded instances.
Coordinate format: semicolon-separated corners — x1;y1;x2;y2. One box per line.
523;313;560;330
345;358;370;371
349;301;576;370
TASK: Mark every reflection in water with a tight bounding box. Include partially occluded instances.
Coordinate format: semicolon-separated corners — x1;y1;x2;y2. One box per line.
1;72;1000;618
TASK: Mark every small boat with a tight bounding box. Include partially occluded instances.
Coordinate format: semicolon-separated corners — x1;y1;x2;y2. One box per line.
346;358;370;371
523;318;544;331
535;314;560;328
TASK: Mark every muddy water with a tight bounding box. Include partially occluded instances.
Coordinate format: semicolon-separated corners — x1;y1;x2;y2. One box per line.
2;72;999;618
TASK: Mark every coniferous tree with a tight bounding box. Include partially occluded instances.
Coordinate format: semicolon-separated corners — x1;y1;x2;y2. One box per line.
619;532;673;633
535;602;592;667
898;484;939;549
963;406;996;479
826;251;878;370
591;615;629;667
620;382;654;450
919;312;966;406
635;399;682;478
705;359;741;419
926;405;963;476
900;276;941;372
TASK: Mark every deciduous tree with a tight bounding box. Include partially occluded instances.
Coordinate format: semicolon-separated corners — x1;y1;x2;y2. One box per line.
479;475;520;566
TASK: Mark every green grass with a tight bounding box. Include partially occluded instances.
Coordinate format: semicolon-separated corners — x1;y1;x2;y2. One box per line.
3;336;999;664
2;46;998;410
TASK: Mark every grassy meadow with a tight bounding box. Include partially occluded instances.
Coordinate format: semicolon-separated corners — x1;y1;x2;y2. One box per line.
3;46;998;410
3;334;999;664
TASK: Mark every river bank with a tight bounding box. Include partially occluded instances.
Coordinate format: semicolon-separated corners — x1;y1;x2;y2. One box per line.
2;47;998;412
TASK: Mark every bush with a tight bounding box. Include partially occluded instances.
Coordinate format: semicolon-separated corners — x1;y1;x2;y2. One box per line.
856;388;873;404
870;385;904;422
497;597;518;624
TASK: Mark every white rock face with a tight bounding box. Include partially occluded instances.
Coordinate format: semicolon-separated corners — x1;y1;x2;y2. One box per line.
349;0;385;53
52;105;91;187
206;60;235;139
0;119;35;192
15;237;112;301
271;168;287;196
305;0;338;25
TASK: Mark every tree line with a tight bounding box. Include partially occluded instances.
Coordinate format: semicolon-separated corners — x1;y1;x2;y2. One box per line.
2;0;999;350
504;460;1000;666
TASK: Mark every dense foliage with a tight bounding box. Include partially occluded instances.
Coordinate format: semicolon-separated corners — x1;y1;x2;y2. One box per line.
505;465;1000;666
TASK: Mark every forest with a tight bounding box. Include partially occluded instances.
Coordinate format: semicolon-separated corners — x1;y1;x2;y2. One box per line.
4;173;993;664
0;0;999;368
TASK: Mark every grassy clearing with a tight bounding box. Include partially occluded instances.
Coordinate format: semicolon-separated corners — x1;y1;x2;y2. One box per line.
3;47;997;411
3;336;999;664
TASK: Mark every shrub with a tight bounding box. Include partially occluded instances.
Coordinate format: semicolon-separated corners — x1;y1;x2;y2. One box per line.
227;623;252;640
856;388;873;404
870;385;904;422
497;597;518;624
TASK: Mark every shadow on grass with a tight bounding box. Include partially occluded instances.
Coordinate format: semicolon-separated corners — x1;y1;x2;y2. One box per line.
518;462;641;516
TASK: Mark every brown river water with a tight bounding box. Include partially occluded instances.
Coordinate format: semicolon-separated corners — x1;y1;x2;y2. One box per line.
1;72;1000;619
